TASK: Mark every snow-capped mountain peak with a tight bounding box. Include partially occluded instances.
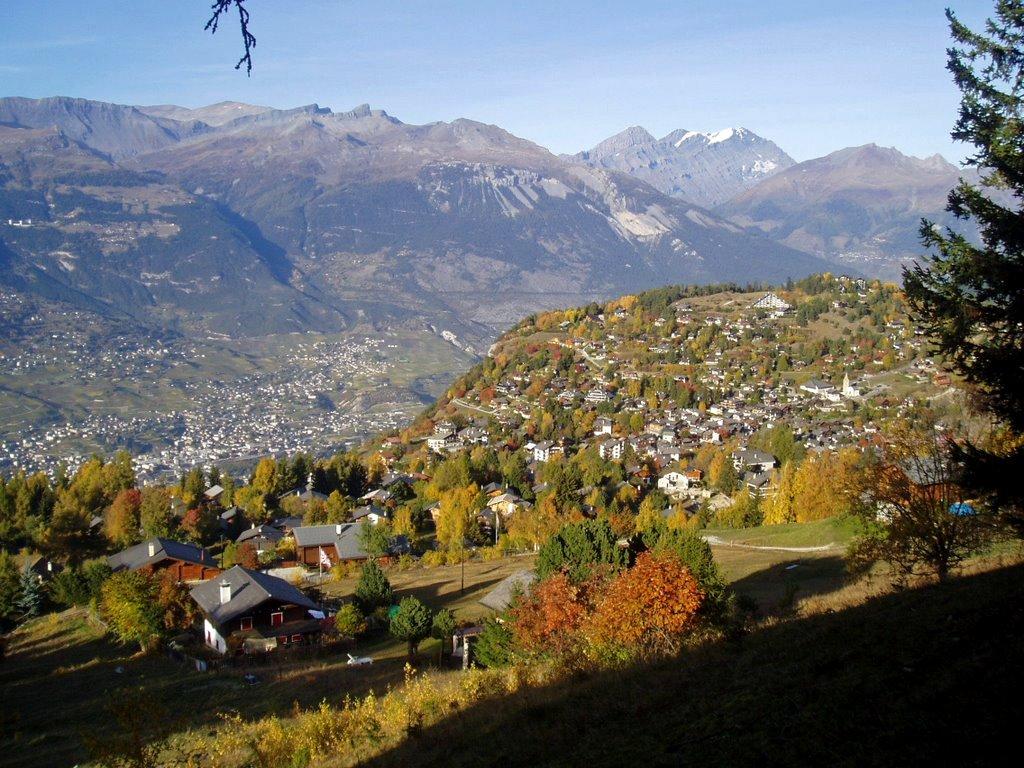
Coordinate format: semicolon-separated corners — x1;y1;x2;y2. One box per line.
576;124;793;207
708;127;738;144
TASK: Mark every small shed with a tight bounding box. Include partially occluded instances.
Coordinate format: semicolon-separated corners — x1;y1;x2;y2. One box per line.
479;570;536;612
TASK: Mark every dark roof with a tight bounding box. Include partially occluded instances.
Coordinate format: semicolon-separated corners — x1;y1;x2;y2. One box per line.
278;485;328;502
190;565;317;626
291;523;367;561
237;525;285;545
734;449;776;466
108;537;216;572
900;457;959;486
351;504;387;522
380;472;414;488
270;515;304;532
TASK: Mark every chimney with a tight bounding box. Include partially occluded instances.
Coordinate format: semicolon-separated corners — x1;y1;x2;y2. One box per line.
336;523;343;535
147;541;156;557
219;581;232;604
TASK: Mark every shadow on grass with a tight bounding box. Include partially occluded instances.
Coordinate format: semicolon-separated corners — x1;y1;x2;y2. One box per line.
400;573;509;609
729;555;848;615
361;562;1024;768
0;614;408;768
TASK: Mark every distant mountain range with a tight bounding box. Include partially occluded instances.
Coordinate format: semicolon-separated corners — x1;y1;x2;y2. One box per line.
0;96;832;344
577;126;976;281
575;126;795;208
717;144;974;279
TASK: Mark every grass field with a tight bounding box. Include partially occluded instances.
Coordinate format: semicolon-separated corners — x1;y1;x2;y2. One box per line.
698;520;854;613
0;555;536;768
704;516;857;549
5;523;1015;768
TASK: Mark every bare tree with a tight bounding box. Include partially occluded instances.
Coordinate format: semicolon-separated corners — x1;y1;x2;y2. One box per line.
205;0;256;75
850;415;998;583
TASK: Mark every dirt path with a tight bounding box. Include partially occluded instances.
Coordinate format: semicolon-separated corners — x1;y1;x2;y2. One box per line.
702;535;841;553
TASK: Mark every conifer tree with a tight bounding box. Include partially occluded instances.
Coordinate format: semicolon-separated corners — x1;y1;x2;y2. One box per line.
14;567;43;618
354;560;394;613
905;2;1024;526
0;551;21;619
389;596;433;658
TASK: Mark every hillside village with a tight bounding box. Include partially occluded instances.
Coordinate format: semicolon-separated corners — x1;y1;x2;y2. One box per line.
4;3;1024;765
0;275;996;768
389;274;948;524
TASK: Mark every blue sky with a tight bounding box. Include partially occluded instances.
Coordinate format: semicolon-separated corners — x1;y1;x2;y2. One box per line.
0;1;989;161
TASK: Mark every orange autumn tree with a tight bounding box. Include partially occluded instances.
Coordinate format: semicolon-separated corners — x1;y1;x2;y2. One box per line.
586;552;704;657
509;572;597;656
508;552;706;661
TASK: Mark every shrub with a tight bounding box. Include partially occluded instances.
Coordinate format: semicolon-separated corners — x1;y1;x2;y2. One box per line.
334;603;368;638
509;572;597;657
421;550;446;568
49;568;90;607
82;559;112;600
431;608;457;658
584;551;704;659
100;571;163;651
330;560;361;581
473;618;515;668
275;537;297;561
652;529;728;610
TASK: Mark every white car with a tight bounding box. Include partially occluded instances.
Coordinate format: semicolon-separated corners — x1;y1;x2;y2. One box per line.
346;653;373;666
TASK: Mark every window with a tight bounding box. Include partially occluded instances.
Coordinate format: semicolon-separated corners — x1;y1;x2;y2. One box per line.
278;635;288;645
271;611;284;627
239;617;253;631
291;634;303;644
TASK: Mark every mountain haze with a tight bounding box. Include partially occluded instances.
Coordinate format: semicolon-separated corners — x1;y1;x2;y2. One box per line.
718;144;968;279
0;96;833;343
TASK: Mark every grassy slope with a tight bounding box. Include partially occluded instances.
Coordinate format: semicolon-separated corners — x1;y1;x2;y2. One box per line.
324;555;538;662
0;609;407;768
6;539;1019;767
704;517;857;549
365;562;1024;768
0;556;534;768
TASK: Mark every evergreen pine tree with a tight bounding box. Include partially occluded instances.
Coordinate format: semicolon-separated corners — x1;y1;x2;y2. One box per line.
905;2;1024;527
14;567;43;618
389;596;433;658
353;560;394;613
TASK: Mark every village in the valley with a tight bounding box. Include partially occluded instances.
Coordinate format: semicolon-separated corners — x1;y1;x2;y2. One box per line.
0;287;450;481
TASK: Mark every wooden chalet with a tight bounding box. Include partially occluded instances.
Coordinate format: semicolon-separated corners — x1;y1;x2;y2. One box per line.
108;537;220;582
190;566;322;654
291;523;368;568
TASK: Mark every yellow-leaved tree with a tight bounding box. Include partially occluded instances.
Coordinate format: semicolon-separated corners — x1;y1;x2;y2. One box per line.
763;462;797;525
436;483;479;551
